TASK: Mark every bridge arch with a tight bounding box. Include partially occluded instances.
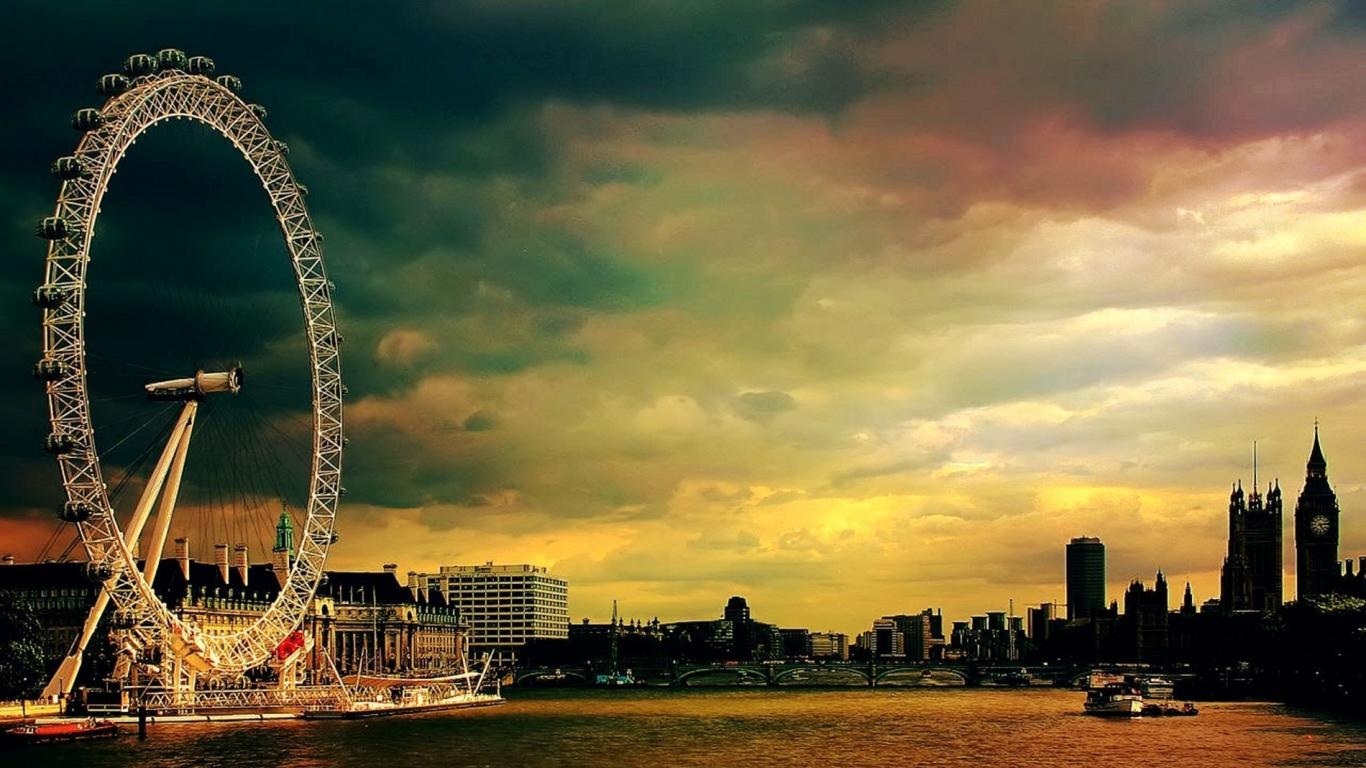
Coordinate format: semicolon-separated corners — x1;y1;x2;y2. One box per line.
675;666;769;686
771;665;870;686
876;666;968;685
515;669;591;685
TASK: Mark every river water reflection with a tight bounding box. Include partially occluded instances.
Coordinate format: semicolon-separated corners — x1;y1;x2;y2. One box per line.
18;688;1366;767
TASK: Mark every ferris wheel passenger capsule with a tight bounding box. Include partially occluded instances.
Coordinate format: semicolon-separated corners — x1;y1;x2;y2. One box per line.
275;140;290;155
36;216;73;240
32;285;70;309
215;74;242;93
249;104;268;119
84;561;114;582
59;501;96;523
156;48;188;71
123;53;157;77
32;358;69;381
187;56;216;76
72;108;104;131
51;156;90;180
44;433;76;455
97;73;129;97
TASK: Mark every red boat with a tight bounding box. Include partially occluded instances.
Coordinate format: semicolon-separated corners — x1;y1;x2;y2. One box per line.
2;718;120;745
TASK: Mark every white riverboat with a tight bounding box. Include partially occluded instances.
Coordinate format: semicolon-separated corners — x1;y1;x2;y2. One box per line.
1082;682;1144;718
301;652;504;720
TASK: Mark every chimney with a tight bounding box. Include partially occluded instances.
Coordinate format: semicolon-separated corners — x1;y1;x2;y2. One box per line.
383;563;398;575
174;537;190;580
408;570;420;601
1348;560;1356;578
1;555;13;565
214;544;229;584
234;544;249;587
1359;556;1366;579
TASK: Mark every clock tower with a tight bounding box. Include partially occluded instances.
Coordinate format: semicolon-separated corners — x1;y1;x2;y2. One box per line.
1295;424;1340;601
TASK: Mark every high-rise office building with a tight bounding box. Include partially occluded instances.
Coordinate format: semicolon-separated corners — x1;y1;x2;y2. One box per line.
1296;425;1341;600
1027;602;1057;642
1066;537;1106;621
809;631;849;660
724;596;751;622
424;562;568;663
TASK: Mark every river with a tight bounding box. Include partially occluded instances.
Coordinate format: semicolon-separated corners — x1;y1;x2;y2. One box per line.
16;688;1366;767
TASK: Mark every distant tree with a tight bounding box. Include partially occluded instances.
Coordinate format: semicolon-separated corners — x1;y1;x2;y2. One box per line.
0;595;47;700
1269;594;1366;713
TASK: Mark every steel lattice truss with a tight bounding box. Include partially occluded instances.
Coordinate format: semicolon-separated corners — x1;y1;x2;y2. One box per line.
39;64;343;678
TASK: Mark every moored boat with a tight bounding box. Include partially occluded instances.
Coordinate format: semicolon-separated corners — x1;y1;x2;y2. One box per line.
2;717;120;745
300;691;505;720
1141;701;1199;717
301;650;504;720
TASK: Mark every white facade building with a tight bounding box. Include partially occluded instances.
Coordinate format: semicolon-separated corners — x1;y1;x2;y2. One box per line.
424;562;568;663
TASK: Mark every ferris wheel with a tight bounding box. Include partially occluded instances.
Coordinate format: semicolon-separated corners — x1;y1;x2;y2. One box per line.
34;48;343;693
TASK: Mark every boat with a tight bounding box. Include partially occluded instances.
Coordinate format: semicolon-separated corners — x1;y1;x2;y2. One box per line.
1141;701;1199;717
300;687;505;720
301;651;505;720
2;717;120;745
1125;674;1175;700
1082;682;1144;717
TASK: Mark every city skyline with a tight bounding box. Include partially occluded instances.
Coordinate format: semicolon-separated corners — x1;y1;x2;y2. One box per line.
6;3;1366;635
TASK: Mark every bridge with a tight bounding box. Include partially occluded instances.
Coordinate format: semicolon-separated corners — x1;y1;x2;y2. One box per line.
515;661;1079;687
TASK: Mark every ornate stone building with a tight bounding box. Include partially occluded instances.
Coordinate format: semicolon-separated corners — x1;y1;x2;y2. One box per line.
1296;425;1341;601
1219;454;1283;614
1;519;465;686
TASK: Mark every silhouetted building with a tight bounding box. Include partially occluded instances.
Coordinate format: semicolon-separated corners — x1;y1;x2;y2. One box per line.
1219;443;1283;613
885;613;931;661
1296;425;1341;601
921;608;946;661
1028;603;1056;643
1327;557;1366;598
661;597;779;661
949;611;1025;662
779;628;811;658
1066;537;1106;621
1121;571;1169;664
0;561;113;689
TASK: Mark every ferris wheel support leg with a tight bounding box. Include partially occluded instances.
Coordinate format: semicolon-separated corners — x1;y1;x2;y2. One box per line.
125;402;197;550
38;402;198;702
142;401;198;585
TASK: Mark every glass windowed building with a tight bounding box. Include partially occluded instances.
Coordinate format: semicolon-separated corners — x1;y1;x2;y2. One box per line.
424;562;568;663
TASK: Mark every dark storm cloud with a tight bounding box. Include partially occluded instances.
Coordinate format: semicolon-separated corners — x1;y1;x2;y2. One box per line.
7;0;1366;629
736;390;797;421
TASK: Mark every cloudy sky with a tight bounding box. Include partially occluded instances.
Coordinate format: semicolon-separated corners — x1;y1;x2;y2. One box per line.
4;1;1366;635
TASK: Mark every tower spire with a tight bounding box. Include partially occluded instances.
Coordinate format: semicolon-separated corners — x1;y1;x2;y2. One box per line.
1253;440;1257;492
1307;421;1327;479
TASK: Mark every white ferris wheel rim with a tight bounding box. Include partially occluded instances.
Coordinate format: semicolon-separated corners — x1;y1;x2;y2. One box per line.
38;60;344;677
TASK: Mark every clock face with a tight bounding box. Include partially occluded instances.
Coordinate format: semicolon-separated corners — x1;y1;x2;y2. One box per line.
1310;514;1331;536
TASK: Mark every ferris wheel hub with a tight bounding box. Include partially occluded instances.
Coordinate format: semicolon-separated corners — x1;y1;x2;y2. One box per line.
144;366;244;401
